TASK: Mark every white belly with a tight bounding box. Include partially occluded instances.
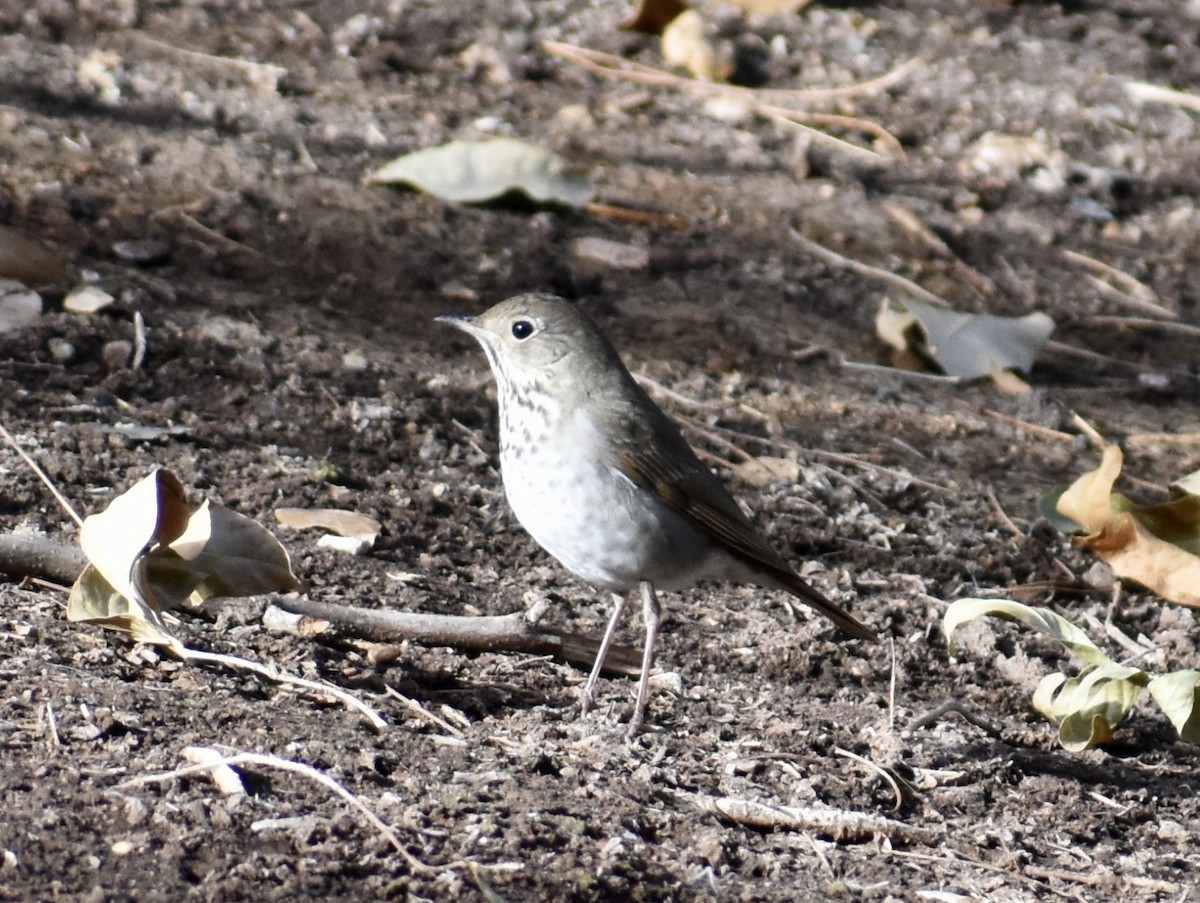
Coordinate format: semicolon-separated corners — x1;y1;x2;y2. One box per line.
499;406;721;592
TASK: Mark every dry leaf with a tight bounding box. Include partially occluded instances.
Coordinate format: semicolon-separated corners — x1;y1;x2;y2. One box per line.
1056;446;1200;608
368;139;595;207
621;0;687;34
661;10;734;82
275;507;382;545
876;297;1054;380
69;469;302;646
0;225;70;285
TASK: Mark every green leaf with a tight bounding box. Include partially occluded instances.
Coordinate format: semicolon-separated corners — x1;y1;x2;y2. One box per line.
943;597;1116;668
368;139;596;207
1148;671;1200;745
1032;665;1148;750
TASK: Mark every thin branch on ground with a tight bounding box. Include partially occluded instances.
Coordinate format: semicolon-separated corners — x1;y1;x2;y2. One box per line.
1081;315;1200;338
832;745;905;811
985;488;1024;540
180;647;387;731
119;748;523;876
272;596;642;677
1124;78;1200;114
904;699;1005;739
982;409;1075;443
0;422;84;528
691;792;940;844
543;40;915;162
1061;249;1175;319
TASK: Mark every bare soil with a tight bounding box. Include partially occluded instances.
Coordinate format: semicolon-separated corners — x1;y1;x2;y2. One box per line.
2;1;1199;900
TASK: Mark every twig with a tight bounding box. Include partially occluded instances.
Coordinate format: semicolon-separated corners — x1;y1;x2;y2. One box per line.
789;230;950;308
985;488;1024;540
543;40;913;161
1125;432;1200;448
763;112;897;164
176;211;267;260
383;685;466;738
585;202;687;229
691;792;940;845
633;373;726;411
832;746;905;812
0;532;87;582
0;423;84;528
273;595;642;677
904;699;1005;739
1124;79;1200;114
1062;249;1174;319
1068;412;1107;449
544;41;920;104
1081;316;1200;338
180;647;387;731
130;34;287;93
981;409;1075;443
119;749;521;876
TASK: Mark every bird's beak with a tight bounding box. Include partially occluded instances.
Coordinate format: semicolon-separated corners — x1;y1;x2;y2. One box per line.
436;314;485;339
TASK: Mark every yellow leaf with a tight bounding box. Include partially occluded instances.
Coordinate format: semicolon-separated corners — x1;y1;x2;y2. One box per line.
1056;444;1122;534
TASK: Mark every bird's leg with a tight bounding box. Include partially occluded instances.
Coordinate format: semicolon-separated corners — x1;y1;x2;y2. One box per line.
626;580;661;737
580;591;629;715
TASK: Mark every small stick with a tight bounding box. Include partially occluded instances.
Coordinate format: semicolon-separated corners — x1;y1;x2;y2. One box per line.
982;409;1075;443
0;423;84;527
119;749;521;876
1081;315;1200;338
1124;79;1200;114
985;487;1024;540
586;202;687;229
274;595;643;677
1062;249;1173;319
789;230;950;308
692;793;940;844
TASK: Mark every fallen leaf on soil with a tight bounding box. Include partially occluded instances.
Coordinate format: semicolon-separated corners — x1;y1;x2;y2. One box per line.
368;139;595;207
0;224;70;285
275;507;382;545
944;597;1164;750
620;0;687;34
661;10;734;82
68;469;301;647
1147;670;1200;745
0;280;43;333
1032;664;1147;751
1054;445;1200;607
875;296;1054;380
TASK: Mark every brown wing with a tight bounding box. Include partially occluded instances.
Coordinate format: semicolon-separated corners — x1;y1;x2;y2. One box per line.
614;405;877;642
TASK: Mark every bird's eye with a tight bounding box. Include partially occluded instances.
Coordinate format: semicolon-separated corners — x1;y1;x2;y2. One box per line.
511;319;534;340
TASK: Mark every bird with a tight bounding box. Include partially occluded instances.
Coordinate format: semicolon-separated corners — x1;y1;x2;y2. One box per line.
438;293;876;735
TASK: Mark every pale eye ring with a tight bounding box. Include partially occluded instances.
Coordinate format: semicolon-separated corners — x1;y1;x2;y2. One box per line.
511;320;534;340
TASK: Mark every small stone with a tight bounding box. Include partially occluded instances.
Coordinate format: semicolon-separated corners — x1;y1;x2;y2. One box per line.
63;284;114;314
102;339;133;370
571;237;650;271
47;337;75;363
112;239;171;265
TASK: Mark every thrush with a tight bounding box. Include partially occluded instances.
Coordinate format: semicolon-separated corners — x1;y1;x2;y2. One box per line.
439;293;876;735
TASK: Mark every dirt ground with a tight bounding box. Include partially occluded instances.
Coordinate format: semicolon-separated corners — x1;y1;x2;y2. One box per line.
2;0;1199;900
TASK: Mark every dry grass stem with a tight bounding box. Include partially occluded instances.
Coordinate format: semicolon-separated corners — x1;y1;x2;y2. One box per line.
544;40;913;161
1062;249;1174;319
